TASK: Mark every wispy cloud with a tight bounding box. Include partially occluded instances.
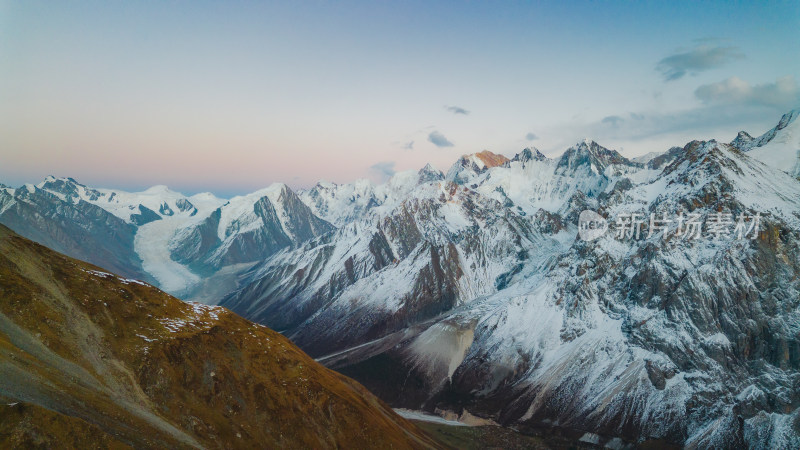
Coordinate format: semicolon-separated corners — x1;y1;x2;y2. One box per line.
402;140;414;150
428;130;454;147
445;105;470;115
601;115;624;127
695;75;799;108
656;45;744;81
525;132;538;141
369;161;396;181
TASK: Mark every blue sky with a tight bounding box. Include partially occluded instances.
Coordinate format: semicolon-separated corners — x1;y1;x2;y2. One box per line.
1;1;798;196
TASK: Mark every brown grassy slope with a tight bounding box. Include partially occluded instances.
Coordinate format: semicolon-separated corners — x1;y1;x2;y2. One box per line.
0;224;437;449
0;398;131;449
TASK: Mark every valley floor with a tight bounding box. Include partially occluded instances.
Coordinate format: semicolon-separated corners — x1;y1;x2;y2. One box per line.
412;419;682;450
412;420;590;450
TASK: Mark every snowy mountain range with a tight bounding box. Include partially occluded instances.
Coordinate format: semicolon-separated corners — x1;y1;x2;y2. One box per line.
1;108;799;447
0;177;333;302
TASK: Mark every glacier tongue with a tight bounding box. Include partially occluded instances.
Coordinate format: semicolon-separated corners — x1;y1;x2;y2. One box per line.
134;214;202;296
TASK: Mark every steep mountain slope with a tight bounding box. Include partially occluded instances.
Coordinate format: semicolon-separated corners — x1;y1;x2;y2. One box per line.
220;179;556;356
220;143;649;357
0;184;148;282
0;178;333;301
732;109;800;178
0;224;435;449
459;142;653;216
324;141;800;448
222;122;800;447
171;183;333;272
444;150;510;185
0;400;132;449
299;165;445;227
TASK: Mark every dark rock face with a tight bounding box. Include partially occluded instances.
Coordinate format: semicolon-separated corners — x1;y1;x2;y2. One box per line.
293;241;465;357
418;164;445;184
730;131;755;150
130;204;161;226
646;146;684;170
511;147;548;166
220;183;539;359
174;197;195;213
158;202;174;216
170;208;222;271
226;196;294;263
275;185;335;242
170;186;334;272
556;140;642;173
0;187;147;281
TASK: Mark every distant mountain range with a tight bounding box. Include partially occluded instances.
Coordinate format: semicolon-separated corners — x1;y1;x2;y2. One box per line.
1;109;799;448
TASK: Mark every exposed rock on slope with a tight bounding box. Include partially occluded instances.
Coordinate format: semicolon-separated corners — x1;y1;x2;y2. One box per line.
0;400;131;449
170;183;333;272
0;224;435;449
0;179;333;301
220;180;549;357
325;141;800;448
223;123;800;447
0;184;147;281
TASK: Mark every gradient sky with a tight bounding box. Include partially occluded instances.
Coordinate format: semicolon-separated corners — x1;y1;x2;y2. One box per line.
1;1;799;196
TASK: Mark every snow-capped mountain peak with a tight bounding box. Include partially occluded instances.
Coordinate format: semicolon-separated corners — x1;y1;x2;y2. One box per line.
418;163;444;183
730;130;755;149
221;182;332;242
512;147;548;163
739;108;800;178
445;150;510;185
144;184;171;193
557;140;641;174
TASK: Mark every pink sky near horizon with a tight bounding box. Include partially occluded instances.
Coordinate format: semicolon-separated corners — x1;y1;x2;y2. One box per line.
1;2;797;197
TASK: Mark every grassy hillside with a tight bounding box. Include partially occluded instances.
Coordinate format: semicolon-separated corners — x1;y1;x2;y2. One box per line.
0;224;436;449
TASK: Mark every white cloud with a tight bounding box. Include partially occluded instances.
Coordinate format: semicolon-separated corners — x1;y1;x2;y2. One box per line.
695;76;800;108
